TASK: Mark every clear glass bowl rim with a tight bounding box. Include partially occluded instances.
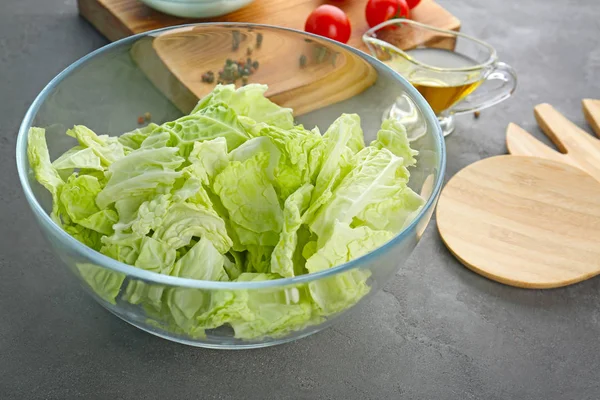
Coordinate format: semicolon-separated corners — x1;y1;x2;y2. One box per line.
15;22;446;290
363;19;498;73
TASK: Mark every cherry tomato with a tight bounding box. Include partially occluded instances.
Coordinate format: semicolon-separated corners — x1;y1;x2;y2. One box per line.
365;0;410;28
305;5;352;44
406;0;421;9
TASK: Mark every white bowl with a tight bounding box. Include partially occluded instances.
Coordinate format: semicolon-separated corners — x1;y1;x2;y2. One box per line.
140;0;256;18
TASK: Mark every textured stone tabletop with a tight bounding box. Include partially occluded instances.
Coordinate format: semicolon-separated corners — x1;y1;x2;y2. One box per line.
1;0;599;398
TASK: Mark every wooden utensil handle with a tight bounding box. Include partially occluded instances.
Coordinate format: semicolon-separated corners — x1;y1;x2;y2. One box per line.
506;100;600;183
506;122;568;165
583;99;600;137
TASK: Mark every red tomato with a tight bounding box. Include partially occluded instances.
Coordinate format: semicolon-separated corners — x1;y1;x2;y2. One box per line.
305;5;352;44
406;0;421;9
365;0;410;28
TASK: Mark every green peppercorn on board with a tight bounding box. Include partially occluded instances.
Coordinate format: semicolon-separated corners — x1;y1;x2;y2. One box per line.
138;25;381;115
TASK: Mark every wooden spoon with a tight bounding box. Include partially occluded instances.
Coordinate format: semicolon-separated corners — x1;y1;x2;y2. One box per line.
436;155;600;289
438;100;600;288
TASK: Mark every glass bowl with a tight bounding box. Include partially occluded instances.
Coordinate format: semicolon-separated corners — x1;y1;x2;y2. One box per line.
140;0;256;18
16;24;445;349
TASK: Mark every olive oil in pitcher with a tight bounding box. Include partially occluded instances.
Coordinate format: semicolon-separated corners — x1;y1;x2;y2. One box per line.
387;48;483;115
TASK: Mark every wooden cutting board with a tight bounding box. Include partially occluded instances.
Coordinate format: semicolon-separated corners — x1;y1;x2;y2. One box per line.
77;0;460;49
436;155;600;289
78;0;460;115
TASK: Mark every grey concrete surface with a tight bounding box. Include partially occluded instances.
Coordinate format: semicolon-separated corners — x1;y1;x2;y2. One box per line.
1;0;599;398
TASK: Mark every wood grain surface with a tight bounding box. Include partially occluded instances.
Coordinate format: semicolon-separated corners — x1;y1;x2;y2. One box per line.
507;101;600;182
78;0;460;115
147;26;378;115
583;98;600;136
77;0;460;49
436;155;600;289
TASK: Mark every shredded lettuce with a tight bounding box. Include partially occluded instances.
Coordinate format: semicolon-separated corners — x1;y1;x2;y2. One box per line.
309;147;410;242
27;127;66;224
271;184;313;278
191;84;294;130
28;84;424;340
370;119;418;167
66;125;125;166
213;152;283;246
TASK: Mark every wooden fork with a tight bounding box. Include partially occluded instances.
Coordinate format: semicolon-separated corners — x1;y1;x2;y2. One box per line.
506;99;600;181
